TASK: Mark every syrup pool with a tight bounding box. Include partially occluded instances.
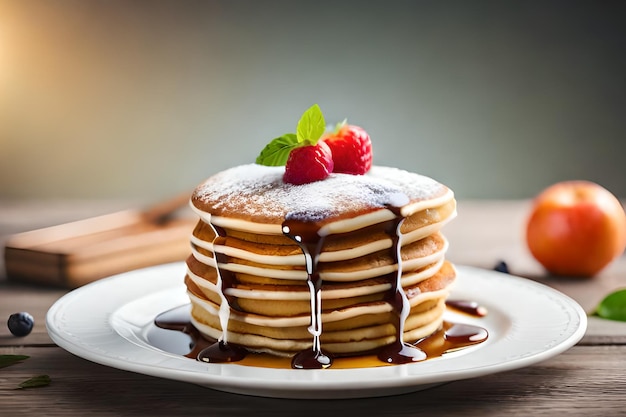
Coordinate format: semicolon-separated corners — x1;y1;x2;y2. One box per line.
149;302;488;370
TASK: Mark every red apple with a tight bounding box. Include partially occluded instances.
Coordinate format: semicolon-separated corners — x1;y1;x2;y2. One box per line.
525;180;626;277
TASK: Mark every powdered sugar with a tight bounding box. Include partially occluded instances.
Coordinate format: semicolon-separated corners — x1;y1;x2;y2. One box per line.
193;164;447;223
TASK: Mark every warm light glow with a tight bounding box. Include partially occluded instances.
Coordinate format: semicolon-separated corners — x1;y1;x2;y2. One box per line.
0;2;624;200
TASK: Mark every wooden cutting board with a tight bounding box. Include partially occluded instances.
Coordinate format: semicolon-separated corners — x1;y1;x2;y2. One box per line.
4;194;196;288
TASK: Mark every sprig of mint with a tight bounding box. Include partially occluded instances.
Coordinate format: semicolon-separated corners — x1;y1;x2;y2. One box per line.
255;133;298;166
256;104;326;166
593;288;626;321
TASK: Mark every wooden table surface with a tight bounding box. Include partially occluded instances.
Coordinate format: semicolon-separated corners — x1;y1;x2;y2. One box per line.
1;199;626;416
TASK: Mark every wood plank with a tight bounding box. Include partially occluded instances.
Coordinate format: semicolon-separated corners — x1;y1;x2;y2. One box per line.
0;198;193;284
5;212;195;287
0;345;624;416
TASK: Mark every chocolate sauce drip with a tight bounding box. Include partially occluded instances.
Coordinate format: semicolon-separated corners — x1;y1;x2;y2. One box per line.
196;222;248;363
154;307;249;362
197;340;247;364
154;306;207;359
282;219;332;369
444;323;489;344
377;212;427;364
282;195;426;368
417;321;488;356
153;306;488;369
154;305;193;334
446;300;488;317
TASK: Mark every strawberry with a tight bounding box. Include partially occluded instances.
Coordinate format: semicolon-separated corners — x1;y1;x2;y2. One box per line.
283;141;334;185
323;124;372;175
256;105;372;184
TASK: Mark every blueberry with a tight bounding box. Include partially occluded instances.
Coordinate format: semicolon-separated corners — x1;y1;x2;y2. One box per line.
7;312;34;337
494;260;509;274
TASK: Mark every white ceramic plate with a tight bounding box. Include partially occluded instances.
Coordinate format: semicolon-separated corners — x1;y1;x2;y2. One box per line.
46;262;587;399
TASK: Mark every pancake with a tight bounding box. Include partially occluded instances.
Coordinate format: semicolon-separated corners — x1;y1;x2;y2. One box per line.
184;164;457;366
186;260;455;357
192;165;453;233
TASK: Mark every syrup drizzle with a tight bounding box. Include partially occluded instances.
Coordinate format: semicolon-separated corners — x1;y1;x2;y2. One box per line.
191;191;487;368
153;305;488;369
282;219;332;369
445;300;488;317
377;213;426;364
195;224;248;364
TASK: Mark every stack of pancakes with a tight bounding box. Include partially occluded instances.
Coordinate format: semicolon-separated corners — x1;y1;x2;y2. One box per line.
185;164;457;358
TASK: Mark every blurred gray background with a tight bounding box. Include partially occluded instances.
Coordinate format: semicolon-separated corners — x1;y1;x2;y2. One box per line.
1;0;625;201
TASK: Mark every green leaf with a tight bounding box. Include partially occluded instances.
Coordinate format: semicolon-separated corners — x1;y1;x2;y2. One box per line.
296;104;326;145
18;374;51;389
255;104;328;166
595;288;626;321
255;133;299;166
0;354;29;369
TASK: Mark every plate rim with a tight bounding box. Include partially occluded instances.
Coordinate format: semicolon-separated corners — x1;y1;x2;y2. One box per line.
46;262;587;399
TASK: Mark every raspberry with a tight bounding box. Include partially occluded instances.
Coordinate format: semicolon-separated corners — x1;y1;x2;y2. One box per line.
283;141;334;185
323;125;372;175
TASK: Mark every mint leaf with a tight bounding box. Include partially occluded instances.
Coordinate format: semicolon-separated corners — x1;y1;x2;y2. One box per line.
255;133;299;166
18;374;51;389
296;104;326;145
595;289;626;321
0;354;29;369
255;104;328;166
